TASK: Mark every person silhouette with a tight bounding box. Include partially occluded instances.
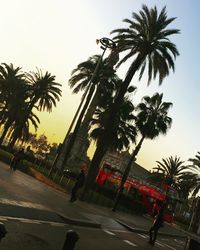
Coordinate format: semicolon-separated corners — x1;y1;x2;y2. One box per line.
10;148;24;171
70;163;87;202
149;201;166;245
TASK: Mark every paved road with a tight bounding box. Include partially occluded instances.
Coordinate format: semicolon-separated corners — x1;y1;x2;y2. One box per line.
0;161;186;249
0;219;185;250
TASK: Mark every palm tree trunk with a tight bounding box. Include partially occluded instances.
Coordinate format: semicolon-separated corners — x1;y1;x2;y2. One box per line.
80;91;99;131
113;54;145;110
112;136;145;211
81;138;108;198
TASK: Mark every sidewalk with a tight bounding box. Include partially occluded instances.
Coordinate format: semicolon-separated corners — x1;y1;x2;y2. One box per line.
60;198;187;238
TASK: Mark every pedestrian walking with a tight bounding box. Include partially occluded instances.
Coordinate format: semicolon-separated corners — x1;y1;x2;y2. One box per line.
70;163;87;202
148;201;166;245
10;148;24;171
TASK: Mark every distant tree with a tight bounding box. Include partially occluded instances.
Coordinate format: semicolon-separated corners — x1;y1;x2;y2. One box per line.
149;156;189;188
34;134;50;158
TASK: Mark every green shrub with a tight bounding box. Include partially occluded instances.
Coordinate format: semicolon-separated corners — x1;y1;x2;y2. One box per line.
0;149;12;164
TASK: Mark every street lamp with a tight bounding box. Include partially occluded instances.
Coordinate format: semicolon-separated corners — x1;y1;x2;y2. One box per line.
49;37;116;176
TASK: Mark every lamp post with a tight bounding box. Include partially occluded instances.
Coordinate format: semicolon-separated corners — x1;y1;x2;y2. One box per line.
49;37;116;175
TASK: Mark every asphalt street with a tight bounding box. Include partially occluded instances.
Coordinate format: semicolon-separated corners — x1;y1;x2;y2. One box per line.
0;219;185;250
0;161;187;249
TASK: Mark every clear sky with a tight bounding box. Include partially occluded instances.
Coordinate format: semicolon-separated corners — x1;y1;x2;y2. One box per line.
0;0;199;170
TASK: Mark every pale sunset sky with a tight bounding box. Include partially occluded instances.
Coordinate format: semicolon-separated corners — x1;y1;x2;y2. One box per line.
0;0;199;171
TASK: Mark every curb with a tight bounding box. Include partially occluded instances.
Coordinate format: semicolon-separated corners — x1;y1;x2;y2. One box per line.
115;219;187;239
57;213;101;229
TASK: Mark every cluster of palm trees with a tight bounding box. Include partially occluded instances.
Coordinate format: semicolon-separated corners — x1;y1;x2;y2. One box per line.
0;63;62;149
88;5;180;188
63;4;180;201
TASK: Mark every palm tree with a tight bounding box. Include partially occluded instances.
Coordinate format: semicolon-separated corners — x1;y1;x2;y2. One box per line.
0;63;27;145
112;92;173;210
151;152;200;200
186;152;200;197
68;55;120;132
60;55;120;169
90;95;137;151
9;108;40;147
189;152;200;169
26;69;62;112
152;156;188;188
87;5;180;190
83;90;137;187
8;69;62;148
177;172;199;199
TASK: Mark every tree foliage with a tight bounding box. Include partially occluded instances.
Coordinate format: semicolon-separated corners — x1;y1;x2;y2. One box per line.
0;63;62;148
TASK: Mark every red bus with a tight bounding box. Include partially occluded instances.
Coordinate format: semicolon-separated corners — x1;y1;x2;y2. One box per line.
96;169;178;223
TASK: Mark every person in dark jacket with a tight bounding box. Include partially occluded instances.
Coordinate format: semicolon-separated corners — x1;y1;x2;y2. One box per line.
10;148;24;171
70;163;87;202
148;202;166;245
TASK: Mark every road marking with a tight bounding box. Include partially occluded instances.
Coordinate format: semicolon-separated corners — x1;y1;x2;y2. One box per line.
103;229;115;235
0;198;49;210
0;218;7;221
111;229;130;233
18;218;41;224
163;244;177;250
156;241;165;247
123;240;137;247
137;233;148;238
0;216;66;226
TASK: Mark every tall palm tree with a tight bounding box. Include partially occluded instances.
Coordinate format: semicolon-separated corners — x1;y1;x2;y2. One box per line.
9;69;62;148
60;55;120;169
68;55;120;132
0;63;27;145
83;89;137;187
112;92;173;210
87;5;180;190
